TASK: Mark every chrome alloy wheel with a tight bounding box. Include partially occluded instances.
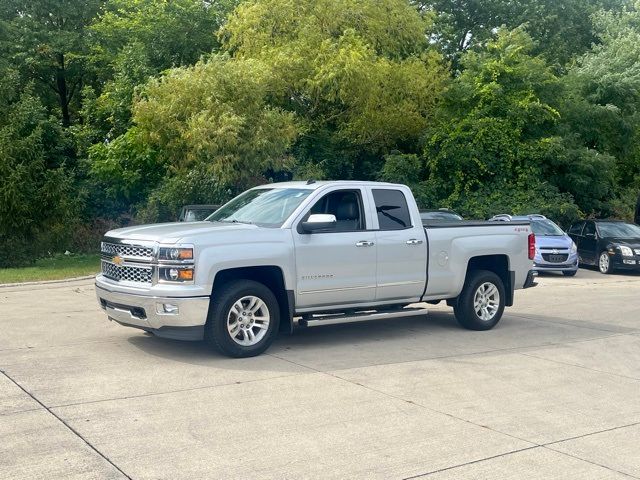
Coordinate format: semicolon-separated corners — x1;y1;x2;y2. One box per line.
473;282;500;321
227;296;270;346
599;252;610;273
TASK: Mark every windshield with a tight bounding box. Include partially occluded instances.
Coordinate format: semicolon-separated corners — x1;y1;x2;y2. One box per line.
597;222;640;238
530;219;565;236
207;188;311;227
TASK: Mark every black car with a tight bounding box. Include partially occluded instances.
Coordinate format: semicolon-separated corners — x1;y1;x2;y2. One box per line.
419;208;463;223
568;219;640;274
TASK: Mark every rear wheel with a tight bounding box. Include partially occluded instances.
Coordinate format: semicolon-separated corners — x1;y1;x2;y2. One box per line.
454;270;505;331
598;251;614;274
204;280;280;357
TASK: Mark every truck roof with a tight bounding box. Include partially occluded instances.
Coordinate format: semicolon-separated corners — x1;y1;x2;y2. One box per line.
253;180;404;190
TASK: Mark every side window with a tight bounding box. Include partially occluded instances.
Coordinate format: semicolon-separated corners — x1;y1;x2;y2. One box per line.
583;222;596;236
306;189;365;231
373;189;412;230
568;222;584;235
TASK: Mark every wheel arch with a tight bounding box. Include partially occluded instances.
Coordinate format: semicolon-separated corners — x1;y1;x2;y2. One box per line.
211;266;294;334
465;255;514;306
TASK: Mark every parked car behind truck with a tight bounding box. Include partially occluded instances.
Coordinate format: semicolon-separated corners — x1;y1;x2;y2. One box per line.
178;204;220;222
568;219;640;274
490;214;578;276
96;181;536;357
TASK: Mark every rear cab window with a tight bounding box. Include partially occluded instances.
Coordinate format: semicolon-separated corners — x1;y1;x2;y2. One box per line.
372;189;412;230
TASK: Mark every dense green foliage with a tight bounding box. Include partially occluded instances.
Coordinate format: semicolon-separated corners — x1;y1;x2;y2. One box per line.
1;0;640;266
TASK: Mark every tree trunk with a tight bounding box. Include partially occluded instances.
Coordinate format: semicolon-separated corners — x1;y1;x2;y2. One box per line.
56;53;70;127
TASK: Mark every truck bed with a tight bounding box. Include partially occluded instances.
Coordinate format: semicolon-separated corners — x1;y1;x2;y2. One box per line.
423;220;531;228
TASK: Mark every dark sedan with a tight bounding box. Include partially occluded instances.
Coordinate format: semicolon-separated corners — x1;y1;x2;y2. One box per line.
568;219;640;274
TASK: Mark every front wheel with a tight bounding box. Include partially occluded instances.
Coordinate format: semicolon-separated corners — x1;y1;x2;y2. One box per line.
598;251;614;274
204;280;280;357
453;270;505;331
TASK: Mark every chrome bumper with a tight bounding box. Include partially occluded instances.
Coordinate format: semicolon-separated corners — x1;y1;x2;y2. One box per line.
95;283;210;339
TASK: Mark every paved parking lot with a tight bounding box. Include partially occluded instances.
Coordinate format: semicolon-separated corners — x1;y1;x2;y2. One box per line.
1;268;639;479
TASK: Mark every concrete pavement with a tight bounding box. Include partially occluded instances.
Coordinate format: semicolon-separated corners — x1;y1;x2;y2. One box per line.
1;268;639;479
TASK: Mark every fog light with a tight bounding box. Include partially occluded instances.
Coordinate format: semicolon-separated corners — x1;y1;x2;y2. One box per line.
157;303;179;314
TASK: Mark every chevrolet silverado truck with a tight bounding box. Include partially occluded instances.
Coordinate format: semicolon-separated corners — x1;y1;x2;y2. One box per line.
96;181;537;357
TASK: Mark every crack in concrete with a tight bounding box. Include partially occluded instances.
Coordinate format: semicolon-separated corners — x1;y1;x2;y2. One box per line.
48;370;313;410
0;369;132;480
521;350;640;382
272;352;640;480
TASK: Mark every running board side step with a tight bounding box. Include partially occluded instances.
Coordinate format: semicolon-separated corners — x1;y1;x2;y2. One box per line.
296;307;428;327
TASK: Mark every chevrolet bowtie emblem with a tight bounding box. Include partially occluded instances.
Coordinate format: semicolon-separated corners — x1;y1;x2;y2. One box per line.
112;255;124;266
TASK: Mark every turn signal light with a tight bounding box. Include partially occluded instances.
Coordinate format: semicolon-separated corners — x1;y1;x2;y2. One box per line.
177;269;194;281
528;233;536;260
159;267;194;282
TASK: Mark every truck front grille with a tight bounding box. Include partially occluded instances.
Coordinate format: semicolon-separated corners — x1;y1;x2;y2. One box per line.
101;261;153;284
101;242;154;260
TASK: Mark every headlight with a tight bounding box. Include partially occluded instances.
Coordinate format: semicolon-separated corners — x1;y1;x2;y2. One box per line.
570;242;577;254
618;246;633;257
159;267;194;282
159;247;193;261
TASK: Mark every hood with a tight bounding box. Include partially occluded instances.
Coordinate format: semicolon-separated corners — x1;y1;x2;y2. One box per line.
535;234;574;249
602;237;640;248
105;221;257;243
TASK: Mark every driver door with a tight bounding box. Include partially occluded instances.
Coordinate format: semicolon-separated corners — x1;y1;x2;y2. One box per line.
580;221;598;264
292;188;377;309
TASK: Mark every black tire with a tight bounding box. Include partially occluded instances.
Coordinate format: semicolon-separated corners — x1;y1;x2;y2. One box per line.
598;251;614;274
204;279;280;358
453;270;505;331
562;270;577;277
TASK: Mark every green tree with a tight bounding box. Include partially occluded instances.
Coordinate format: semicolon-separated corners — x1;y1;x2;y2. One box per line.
90;0;235;73
423;28;615;220
422;0;629;69
223;0;448;179
90;54;299;203
561;3;640;193
81;0;238;151
1;0;104;126
0;77;78;266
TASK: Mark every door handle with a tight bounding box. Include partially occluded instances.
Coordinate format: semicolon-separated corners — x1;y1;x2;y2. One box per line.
406;239;423;245
356;240;375;247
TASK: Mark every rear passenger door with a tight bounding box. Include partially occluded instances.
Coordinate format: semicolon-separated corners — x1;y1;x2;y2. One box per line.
370;188;428;302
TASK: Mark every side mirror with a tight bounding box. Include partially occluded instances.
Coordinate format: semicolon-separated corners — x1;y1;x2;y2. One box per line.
301;214;336;233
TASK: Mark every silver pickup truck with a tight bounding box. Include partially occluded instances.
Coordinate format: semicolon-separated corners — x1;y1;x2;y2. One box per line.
96;181;536;357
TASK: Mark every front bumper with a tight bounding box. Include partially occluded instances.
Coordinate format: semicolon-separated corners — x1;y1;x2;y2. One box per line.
611;255;640;270
95;282;209;341
533;255;578;272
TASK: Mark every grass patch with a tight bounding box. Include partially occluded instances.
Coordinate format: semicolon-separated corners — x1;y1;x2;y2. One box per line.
0;254;101;284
